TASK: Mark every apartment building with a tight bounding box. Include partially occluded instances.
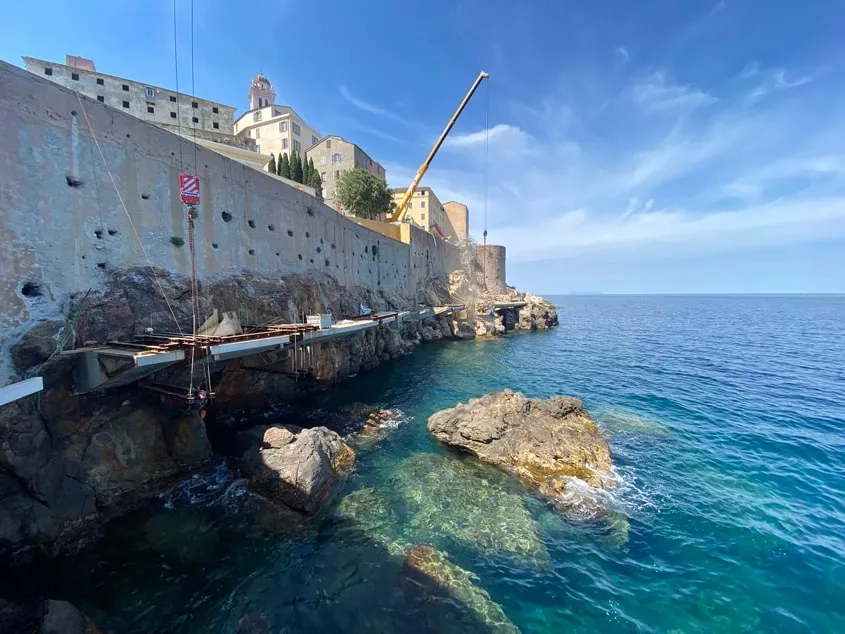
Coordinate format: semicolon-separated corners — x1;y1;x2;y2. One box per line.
306;135;386;211
233;74;320;159
22;55;242;146
390;187;448;235
442;201;469;241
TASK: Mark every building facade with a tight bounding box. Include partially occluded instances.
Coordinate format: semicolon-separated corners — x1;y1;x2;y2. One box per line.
390;187;448;235
306;135;386;211
442;201;469;242
233;74;320;160
22;55;239;142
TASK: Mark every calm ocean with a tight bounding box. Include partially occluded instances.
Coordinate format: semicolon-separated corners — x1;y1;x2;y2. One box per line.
51;295;845;633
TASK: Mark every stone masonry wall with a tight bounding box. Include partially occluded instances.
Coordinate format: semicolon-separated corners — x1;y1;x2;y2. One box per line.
0;61;459;382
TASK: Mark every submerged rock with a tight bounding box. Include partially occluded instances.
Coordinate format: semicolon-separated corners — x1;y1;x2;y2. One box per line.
391;453;550;566
334;487;408;557
428;390;613;504
399;545;520;634
237;425;355;514
40;599;105;634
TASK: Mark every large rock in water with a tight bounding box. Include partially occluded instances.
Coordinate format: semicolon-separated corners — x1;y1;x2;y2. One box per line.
428;390;612;501
238;425;355;514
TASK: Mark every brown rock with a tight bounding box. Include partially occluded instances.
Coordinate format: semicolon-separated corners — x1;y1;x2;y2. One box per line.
238;425;355;514
427;390;612;501
10;320;65;372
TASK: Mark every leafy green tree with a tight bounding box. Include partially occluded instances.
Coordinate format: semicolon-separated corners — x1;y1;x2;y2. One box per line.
266;154;277;174
312;170;323;202
279;152;291;179
335;169;392;219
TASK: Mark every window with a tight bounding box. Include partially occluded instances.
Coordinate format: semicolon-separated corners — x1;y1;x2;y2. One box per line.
192;101;198;108
420;201;426;208
147;106;155;114
44;67;53;76
294;140;301;152
326;139;331;149
192;116;198;123
407;202;413;209
122;101;129;108
255;128;261;139
320;156;326;166
335;171;340;180
145;87;155;99
170;111;177;119
331;153;342;164
97;95;104;102
421;213;426;221
122;84;129;91
96;77;104;85
212;122;219;129
170;95;177;103
312;135;318;146
321;172;326;180
212;106;219;114
282;138;288;150
253;110;262;122
71;72;79;81
292;122;301;135
279;121;288;132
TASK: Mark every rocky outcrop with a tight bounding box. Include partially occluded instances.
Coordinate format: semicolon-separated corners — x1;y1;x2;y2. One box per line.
0;598;104;634
518;294;559;330
428;391;612;505
237;425;355;514
399;545;520;634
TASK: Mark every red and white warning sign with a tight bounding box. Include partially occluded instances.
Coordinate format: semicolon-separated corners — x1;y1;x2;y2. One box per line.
179;173;200;205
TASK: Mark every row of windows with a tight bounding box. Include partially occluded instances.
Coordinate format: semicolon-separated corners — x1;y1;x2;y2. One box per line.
92;95;221;128
43;66;220;113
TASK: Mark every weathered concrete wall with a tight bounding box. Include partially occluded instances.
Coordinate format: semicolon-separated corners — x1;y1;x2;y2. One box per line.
476;245;507;294
0;61;460;380
349;218;403;242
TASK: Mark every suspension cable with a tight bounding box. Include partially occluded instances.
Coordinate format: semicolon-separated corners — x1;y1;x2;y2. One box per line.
482;77;490;289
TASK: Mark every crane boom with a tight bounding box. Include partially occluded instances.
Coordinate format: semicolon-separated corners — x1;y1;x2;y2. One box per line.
388;70;489;223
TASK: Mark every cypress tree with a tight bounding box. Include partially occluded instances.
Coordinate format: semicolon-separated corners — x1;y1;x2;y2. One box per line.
303;156;312;186
266;154;277;174
307;158;317;186
276;153;284;176
279;152;291;179
312;170;323;202
293;151;304;184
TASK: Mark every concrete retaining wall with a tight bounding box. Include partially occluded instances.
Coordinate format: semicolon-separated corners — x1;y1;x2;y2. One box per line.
0;61;460;378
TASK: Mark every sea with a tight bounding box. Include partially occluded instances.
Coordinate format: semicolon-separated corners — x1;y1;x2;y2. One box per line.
47;295;845;633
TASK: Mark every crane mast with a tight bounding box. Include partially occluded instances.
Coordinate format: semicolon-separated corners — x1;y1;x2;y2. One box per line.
388;70;489;223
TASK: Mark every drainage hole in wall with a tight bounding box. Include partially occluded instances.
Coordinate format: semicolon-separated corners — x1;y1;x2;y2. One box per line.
320;237;324;244
305;232;310;238
331;243;336;249
221;212;232;222
107;229;117;236
309;258;314;264
211;243;219;249
298;254;303;260
248;249;255;255
170;236;185;247
324;259;330;267
21;282;43;297
94;230;103;239
287;230;294;237
268;224;275;232
275;251;280;256
96;262;106;269
248;220;256;228
71;110;77;117
141;193;150;200
316;247;321;253
66;175;82;187
126;134;131;138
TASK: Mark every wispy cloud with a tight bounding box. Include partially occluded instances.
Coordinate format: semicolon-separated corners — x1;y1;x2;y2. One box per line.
338;85;405;122
632;72;718;112
443;124;532;151
773;69;815;89
739;61;759;79
614;46;629;64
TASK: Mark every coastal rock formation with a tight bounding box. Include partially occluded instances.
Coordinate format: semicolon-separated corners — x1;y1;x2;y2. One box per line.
519;294;560;330
237;425;355;514
390;453;550;566
0;598;104;634
398;545;520;634
428;390;612;503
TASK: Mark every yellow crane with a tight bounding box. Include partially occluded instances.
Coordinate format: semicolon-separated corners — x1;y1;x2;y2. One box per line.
388;70;489;223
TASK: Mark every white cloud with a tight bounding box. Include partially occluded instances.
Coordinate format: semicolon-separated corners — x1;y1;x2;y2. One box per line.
632;72;718;112
739;61;759;79
773;69;815;89
443;124;532;152
615;46;629;64
338;85;405;122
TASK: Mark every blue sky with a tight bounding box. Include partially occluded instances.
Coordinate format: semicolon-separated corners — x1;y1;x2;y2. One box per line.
3;0;845;293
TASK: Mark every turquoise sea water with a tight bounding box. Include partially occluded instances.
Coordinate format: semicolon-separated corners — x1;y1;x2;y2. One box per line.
49;295;845;633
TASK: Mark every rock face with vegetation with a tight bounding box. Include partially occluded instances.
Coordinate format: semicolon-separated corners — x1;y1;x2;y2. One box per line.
428;390;612;503
237;425;355;514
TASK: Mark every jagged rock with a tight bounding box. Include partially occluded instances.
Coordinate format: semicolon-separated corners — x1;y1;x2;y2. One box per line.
40;600;104;634
391;453;550;566
238;425;355;513
428;390;613;503
518;294;559;331
399;545;520;634
10;320;65;372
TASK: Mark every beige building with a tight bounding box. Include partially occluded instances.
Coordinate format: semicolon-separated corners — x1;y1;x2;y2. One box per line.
306;135;386;211
233;74;320;159
390;187;448;235
21;55;247;148
442;201;469;242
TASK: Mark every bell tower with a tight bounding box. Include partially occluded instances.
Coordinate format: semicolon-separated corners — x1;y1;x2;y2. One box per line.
249;73;276;110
